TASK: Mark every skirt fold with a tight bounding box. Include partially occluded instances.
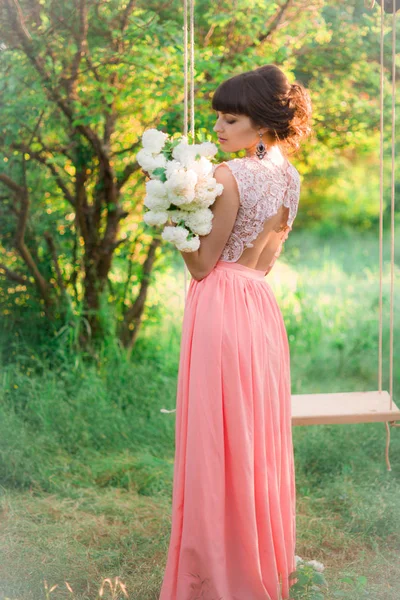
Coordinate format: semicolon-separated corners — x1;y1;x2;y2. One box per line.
159;260;296;600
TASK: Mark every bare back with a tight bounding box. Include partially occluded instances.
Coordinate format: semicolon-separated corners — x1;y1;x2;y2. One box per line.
213;152;301;275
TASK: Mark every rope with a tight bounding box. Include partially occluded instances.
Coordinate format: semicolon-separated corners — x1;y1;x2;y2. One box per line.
183;0;188;300
159;0;194;415
379;0;393;471
389;0;396;418
182;0;195;302
374;0;399;471
183;0;188;138
377;0;389;471
190;0;195;141
378;0;383;414
385;0;398;470
365;0;398;471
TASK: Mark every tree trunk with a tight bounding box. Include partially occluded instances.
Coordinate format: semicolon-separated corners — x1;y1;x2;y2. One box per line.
119;236;162;349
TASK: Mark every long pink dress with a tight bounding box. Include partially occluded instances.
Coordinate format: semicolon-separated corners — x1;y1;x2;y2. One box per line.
159;154;301;600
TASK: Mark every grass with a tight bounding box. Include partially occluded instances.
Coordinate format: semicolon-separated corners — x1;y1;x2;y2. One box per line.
0;224;399;599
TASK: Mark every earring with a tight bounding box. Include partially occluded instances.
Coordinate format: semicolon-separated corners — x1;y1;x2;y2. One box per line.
255;131;267;159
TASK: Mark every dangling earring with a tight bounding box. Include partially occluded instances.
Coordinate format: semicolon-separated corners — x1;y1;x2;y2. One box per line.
255;131;267;159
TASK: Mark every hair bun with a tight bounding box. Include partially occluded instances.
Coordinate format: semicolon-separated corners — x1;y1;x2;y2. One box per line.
289;83;301;97
212;64;313;155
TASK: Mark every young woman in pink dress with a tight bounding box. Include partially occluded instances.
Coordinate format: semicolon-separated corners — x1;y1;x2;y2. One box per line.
159;64;312;600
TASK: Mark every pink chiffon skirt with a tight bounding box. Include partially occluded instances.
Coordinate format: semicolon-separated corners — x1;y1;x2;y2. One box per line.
159;259;296;600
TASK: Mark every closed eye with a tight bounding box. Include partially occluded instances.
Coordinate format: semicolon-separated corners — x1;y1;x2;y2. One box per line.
215;113;236;125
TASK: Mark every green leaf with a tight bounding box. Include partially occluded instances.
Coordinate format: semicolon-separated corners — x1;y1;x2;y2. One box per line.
152;167;167;182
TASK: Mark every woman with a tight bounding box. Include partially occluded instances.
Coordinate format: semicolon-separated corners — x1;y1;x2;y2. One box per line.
158;64;313;600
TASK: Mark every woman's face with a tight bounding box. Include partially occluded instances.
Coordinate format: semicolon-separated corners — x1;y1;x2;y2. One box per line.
213;111;267;154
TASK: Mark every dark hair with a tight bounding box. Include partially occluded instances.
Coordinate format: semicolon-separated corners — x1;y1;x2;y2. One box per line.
211;64;313;156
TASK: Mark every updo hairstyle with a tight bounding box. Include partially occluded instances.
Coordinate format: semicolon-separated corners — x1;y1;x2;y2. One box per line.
211;64;313;156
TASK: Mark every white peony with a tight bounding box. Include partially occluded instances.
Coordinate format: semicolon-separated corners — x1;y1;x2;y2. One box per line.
169;209;191;224
175;201;201;212
168;208;213;236
141;128;168;154
136;149;157;171
150;153;167;170
184;208;214;236
172;139;198;168
139;131;224;254
194;191;215;208
143;179;170;211
195;141;218;158
172;139;218;166
215;182;224;196
145;179;168;198
171;137;188;160
194;176;224;207
136;149;167;175
165;159;182;179
198;174;222;192
176;235;200;252
143;210;169;226
190;156;213;178
161;224;200;252
161;225;190;244
165;167;198;205
143;193;170;211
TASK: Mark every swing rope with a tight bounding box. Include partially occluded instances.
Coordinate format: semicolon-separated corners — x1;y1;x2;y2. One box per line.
378;0;386;464
158;0;194;415
384;0;399;472
182;0;195;301
368;0;399;470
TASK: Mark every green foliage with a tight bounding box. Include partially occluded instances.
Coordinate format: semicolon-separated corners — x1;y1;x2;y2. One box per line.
1;3;400;598
151;167;167;181
331;573;369;599
1;0;399;342
289;561;328;599
2;227;399;491
1;230;400;598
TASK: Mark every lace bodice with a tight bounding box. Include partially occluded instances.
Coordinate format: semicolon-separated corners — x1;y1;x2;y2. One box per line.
212;155;301;271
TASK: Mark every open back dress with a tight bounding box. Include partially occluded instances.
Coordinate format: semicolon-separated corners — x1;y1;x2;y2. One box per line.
159;151;301;600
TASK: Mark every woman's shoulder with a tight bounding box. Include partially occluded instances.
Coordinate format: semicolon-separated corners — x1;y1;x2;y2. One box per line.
213;155;300;187
214;153;293;169
212;156;250;175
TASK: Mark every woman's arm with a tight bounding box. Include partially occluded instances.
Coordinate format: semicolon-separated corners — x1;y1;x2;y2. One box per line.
179;164;240;281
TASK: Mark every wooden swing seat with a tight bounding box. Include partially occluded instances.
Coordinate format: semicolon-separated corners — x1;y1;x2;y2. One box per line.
291;390;400;426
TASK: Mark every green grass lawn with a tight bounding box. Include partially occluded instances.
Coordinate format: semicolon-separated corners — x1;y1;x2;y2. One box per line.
1;226;399;599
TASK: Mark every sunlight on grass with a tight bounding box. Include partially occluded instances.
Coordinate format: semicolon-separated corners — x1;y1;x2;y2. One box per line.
1;230;399;599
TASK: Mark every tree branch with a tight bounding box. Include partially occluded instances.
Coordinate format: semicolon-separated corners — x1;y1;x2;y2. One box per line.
121;235;163;351
0;262;31;285
11;142;76;207
0;173;25;195
119;0;137;33
4;0;115;174
43;230;69;301
66;0;88;98
0;156;53;306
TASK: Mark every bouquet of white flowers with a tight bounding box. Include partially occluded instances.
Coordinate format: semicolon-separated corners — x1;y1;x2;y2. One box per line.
136;129;224;252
